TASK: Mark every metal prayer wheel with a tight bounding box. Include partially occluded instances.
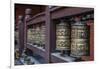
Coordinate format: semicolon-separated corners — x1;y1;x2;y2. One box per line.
33;26;37;45
27;29;33;43
35;25;41;46
40;24;46;48
71;17;89;58
32;27;36;45
56;19;71;54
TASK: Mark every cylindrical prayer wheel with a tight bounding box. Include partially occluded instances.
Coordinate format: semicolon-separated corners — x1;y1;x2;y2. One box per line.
56;19;71;53
32;24;46;48
40;24;46;48
27;29;33;43
35;25;41;46
71;17;89;58
33;26;37;45
32;27;36;44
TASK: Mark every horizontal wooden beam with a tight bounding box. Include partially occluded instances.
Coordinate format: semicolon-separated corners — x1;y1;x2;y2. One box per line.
26;43;46;59
51;7;94;19
26;12;45;25
26;7;93;25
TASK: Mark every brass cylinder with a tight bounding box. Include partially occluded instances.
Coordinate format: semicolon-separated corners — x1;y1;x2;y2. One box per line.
71;22;89;57
56;19;70;51
35;25;41;46
27;29;33;43
40;24;46;48
31;27;35;44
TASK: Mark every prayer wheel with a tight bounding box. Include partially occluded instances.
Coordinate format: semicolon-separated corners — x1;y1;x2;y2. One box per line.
40;24;46;48
56;19;71;55
32;27;36;45
33;24;46;48
71;17;89;58
27;29;33;43
33;26;37;45
35;25;41;46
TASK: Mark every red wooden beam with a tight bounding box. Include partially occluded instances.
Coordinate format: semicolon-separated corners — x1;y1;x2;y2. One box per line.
82;20;94;61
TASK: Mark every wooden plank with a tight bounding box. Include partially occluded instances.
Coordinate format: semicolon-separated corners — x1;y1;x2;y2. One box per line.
26;7;93;25
51;54;68;63
45;6;51;63
51;7;94;19
51;53;76;63
82;20;94;61
26;43;46;59
18;16;24;55
26;12;45;25
50;7;62;12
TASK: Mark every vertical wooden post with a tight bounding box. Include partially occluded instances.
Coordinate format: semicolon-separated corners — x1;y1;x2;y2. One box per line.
45;6;51;63
18;15;24;56
87;20;94;61
82;20;94;61
45;6;56;63
24;8;32;50
51;21;56;52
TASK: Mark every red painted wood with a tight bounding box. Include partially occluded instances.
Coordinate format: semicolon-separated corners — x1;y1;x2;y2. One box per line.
82;20;94;61
87;20;94;61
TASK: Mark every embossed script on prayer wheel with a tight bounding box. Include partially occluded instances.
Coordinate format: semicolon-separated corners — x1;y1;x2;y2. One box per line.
71;17;89;57
56;19;70;51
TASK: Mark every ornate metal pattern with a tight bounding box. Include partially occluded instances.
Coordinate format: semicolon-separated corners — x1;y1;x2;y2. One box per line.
71;22;89;57
27;24;46;48
27;29;34;43
56;20;70;51
40;24;46;48
35;25;41;45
